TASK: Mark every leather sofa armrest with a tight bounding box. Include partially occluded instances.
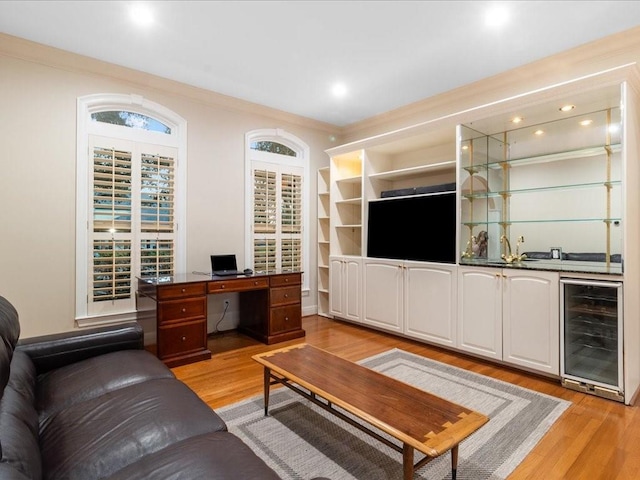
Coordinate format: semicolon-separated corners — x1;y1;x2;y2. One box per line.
16;322;144;374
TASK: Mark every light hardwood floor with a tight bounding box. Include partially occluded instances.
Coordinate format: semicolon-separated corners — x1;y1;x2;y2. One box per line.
171;315;640;479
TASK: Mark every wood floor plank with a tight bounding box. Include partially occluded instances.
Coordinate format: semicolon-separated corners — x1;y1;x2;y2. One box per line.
171;315;640;479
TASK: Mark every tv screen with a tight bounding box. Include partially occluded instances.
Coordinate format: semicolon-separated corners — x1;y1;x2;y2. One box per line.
367;192;456;263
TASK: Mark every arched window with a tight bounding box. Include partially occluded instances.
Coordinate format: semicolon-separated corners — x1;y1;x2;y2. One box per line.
76;94;187;323
245;129;310;291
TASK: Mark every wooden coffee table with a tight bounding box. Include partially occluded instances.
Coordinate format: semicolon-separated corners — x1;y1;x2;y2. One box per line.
252;344;488;480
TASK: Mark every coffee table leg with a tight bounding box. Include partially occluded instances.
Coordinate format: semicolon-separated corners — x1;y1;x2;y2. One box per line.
451;444;459;480
402;444;414;480
263;367;271;416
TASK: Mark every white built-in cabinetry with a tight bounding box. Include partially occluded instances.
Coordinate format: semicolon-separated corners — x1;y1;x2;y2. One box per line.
329;256;361;322
362;259;457;347
319;66;640;404
317;167;331;317
457;267;559;375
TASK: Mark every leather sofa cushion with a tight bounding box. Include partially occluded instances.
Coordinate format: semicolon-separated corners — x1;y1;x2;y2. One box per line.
36;349;174;422
39;377;227;480
104;431;281;480
0;297;20;395
0;351;40;480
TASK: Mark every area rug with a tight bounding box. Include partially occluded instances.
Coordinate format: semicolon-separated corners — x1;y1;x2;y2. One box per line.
218;348;570;479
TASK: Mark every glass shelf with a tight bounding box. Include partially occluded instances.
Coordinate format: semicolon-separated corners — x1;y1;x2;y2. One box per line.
463;217;621;227
462;180;622;200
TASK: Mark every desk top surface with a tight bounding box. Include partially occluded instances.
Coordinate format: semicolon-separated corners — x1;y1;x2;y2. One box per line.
138;270;302;286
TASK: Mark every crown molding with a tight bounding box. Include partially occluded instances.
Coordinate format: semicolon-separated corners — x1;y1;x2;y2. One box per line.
0;32;341;136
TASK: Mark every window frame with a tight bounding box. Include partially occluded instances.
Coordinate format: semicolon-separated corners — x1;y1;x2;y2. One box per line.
245;129;310;292
76;93;187;323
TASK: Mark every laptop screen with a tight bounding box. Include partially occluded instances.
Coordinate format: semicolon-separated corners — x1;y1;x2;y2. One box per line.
211;254;238;272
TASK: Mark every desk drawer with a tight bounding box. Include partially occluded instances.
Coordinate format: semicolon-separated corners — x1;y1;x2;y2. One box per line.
158;297;206;325
157;282;206;300
270;273;301;288
270;304;301;334
270;285;301;307
158;320;206;358
208;277;269;293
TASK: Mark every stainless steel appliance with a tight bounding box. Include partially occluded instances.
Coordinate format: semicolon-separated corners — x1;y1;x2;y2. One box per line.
560;279;623;402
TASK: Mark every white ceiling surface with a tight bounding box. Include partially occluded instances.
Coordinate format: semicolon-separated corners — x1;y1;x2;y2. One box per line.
2;1;640;127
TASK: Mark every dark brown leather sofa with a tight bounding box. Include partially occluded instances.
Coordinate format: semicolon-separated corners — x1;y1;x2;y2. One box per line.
0;295;280;480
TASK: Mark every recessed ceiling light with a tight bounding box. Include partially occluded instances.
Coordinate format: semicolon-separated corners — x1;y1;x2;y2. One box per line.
332;83;348;98
485;5;509;28
511;116;524;124
461;145;469;150
534;129;544;136
579;119;593;126
130;3;154;27
559;104;575;112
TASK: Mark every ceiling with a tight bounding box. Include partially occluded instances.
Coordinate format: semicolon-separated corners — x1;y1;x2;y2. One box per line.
2;1;640;127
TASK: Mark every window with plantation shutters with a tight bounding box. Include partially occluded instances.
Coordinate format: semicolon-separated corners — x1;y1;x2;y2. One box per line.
87;138;179;315
78;94;185;322
253;169;277;234
246;130;309;292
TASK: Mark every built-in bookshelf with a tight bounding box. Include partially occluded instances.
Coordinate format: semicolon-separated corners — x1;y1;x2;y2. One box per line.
317;167;331;317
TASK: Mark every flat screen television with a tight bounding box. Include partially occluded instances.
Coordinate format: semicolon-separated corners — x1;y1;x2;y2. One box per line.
367;192;456;263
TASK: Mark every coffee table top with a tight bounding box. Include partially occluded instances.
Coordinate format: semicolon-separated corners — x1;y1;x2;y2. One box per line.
252;343;488;457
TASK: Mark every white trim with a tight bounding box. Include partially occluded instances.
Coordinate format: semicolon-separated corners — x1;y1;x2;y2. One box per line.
76;93;187;321
245;129;311;291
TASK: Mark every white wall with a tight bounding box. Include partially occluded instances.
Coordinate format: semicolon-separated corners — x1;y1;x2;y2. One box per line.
0;35;340;338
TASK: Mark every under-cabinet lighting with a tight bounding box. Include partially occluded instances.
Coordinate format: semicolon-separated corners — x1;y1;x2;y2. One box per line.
559;104;575;112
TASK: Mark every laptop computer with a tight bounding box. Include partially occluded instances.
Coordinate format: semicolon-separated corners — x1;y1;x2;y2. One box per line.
211;254;242;276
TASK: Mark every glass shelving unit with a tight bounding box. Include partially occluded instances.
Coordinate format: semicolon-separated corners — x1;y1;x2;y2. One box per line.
459;101;623;273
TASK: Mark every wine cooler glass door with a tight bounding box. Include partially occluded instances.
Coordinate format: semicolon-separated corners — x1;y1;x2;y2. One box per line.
561;279;623;391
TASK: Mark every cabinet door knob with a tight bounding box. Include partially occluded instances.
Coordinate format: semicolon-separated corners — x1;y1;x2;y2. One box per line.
284;293;289;298
181;336;186;341
285;278;289;283
181;308;186;313
285;317;289;322
254;281;259;285
181;288;186;293
221;285;225;289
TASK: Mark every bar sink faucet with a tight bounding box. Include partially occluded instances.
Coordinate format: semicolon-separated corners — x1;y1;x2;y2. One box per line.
501;235;527;264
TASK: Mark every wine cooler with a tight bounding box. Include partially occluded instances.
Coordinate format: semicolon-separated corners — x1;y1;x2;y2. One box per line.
560;279;624;402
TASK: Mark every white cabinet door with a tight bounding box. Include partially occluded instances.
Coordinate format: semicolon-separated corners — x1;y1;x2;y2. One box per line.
343;257;362;322
329;256;345;317
363;258;404;333
503;269;559;375
329;256;361;322
457;267;503;360
404;262;457;347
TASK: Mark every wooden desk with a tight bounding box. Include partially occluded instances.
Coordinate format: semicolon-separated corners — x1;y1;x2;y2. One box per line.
137;271;304;367
253;344;489;480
